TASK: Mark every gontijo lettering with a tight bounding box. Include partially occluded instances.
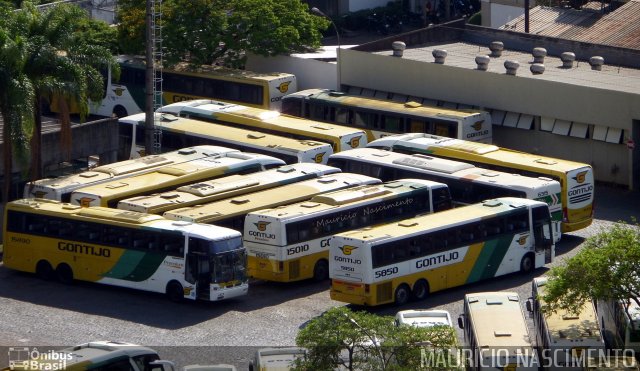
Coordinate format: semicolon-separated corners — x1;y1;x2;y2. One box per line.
57;241;111;257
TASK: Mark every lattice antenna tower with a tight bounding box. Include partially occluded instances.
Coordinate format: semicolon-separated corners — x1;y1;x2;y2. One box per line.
151;0;163;154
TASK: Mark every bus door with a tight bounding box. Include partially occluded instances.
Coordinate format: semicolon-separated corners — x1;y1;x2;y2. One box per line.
531;206;554;263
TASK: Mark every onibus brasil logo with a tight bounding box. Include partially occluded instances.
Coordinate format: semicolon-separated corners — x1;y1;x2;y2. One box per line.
8;347;72;370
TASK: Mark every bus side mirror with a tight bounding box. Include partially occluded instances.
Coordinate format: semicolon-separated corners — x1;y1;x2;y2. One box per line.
526;299;532;313
457;315;464;329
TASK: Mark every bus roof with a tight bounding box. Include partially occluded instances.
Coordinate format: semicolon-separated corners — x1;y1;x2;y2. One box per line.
122;112;334;155
7;198;240;241
118;55;294;81
331;148;561;192
335;197;544;241
368;133;590;174
533;277;603;343
288;89;486;118
395;309;453;327
70;152;285;204
24;145;239;198
247;179;446;221
464;292;533;348
117;163;340;214
163;172;381;224
158;99;369;140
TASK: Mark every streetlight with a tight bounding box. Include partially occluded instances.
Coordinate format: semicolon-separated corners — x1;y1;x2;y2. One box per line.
342;313;386;369
311;7;341;89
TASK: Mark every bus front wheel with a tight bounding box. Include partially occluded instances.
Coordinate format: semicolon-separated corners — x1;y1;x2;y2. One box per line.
56;264;74;284
412;279;430;301
395;284;411;306
313;260;329;282
166;281;184;302
36;260;53;280
113;106;127;118
520;253;535;273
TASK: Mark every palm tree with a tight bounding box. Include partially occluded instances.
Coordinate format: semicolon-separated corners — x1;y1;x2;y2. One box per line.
0;5;35;204
16;2;116;181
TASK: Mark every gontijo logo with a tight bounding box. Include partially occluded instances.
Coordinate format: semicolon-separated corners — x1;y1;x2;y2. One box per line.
573;171;588;184
472;121;483;131
339;245;358;256
349;136;361;148
78;197;95;207
278;81;291;94
517;235;529;245
314;152;325;163
254;221;271;231
113;87;125;96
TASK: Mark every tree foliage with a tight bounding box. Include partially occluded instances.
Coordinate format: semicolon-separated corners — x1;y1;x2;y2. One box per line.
541;221;640;317
293;306;460;371
116;0;329;68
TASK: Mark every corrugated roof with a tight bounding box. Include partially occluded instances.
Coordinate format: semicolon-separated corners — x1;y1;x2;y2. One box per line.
501;0;640;49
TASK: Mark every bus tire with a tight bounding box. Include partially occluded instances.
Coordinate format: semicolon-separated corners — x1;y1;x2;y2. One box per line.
248;361;254;371
520;253;535;273
113;105;127;118
166;281;184;302
313;259;329;282
36;260;53;280
395;284;411;306
412;279;430;301
56;264;74;284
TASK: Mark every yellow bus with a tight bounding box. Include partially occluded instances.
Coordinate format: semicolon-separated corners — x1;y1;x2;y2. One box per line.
243;179;451;282
281;88;492;143
528;277;605;370
70;151;285;207
330;197;555;306
118;112;333;164
157;99;367;152
3;199;248;302
163;172;380;232
23;146;238;202
458;292;539;370
51;55;297;117
368;133;594;233
117;163;340;214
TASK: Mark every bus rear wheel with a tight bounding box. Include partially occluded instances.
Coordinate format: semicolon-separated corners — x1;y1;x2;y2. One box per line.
36;260;53;280
412;279;430;301
520;253;535;273
394;284;411;306
56;264;74;284
113;106;127;118
166;281;184;302
313;260;329;282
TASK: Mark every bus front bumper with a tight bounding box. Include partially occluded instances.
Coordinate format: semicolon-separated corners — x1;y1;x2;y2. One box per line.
208;282;248;301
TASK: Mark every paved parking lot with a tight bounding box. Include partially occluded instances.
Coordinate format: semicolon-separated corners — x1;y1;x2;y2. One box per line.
0;183;637;369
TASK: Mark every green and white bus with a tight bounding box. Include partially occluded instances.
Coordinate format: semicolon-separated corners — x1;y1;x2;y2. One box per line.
330;197;554;306
328;148;563;241
243;179;451;283
117;163;340;214
3;199;248;302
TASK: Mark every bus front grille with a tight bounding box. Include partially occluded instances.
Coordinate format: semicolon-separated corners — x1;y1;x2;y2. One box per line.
377;282;393;303
288;260;300;280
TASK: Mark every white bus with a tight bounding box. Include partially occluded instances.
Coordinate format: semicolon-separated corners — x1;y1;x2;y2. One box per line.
118;112;333;164
458;292;539;370
248;347;307;371
70;152;285;207
528;277;605;370
118;163;340;214
327;148;563;241
597;297;640;354
23;146;239;202
395;309;453;328
243;179;451;282
329;197;555;306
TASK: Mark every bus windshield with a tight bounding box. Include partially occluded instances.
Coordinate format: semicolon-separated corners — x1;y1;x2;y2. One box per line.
213;249;247;284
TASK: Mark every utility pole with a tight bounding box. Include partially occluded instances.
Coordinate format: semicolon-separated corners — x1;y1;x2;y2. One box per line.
144;0;154;155
144;0;163;155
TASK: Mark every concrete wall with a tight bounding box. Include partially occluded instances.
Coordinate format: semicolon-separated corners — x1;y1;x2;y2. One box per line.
245;54;338;90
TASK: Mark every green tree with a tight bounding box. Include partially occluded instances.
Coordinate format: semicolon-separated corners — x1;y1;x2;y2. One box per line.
540;222;640;318
5;1;118;182
0;3;35;203
293;306;460;371
116;0;329;68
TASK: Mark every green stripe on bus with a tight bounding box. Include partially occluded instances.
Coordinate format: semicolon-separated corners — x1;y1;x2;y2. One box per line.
121;253;167;282
103;250;146;279
103;251;167;282
466;235;512;282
